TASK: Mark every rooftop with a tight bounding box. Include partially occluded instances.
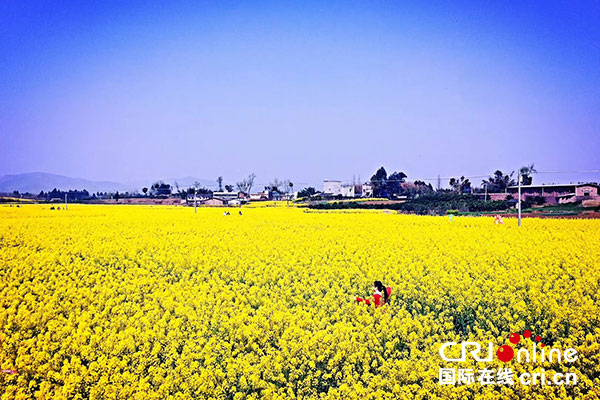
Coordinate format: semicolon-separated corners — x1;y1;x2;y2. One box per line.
507;183;599;189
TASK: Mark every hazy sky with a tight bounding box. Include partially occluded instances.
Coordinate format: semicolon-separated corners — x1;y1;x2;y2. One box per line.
1;0;599;188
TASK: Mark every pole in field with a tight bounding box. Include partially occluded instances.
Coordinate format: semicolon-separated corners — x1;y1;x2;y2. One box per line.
65;194;68;210
194;197;197;214
517;172;522;227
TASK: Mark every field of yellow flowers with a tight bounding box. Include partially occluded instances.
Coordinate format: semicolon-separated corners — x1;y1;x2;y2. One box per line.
1;205;599;399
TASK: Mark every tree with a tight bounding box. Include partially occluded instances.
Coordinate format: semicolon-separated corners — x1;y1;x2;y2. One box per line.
482;170;515;192
38;188;91;201
197;187;212;196
387;171;407;196
414;180;431;188
298;187;318;198
370;167;388;197
236;173;256;195
114;191;120;202
173;181;188;199
150;181;172;196
267;178;285;193
142;187;148;196
405;181;434;197
224;184;234;192
192;182;212;196
449;176;472;193
217;176;223;191
371;167;387;183
370;167;407;198
519;163;537;185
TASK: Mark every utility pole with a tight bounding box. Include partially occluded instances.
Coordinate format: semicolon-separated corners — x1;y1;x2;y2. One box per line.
484;183;488;202
65;194;68;210
518;172;522;227
194;197;197;214
287;182;293;207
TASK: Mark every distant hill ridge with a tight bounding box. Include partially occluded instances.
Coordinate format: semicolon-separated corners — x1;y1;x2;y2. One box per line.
0;172;132;193
0;172;217;194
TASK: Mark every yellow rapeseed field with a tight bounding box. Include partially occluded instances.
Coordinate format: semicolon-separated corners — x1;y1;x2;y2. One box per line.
1;205;599;399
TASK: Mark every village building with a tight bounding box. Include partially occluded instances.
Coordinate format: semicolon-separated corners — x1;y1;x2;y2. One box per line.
486;183;600;204
212;191;240;202
249;192;270;201
322;179;367;198
203;198;225;206
362;182;374;197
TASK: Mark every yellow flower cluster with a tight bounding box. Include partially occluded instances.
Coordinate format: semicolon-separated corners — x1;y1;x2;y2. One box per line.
0;205;599;399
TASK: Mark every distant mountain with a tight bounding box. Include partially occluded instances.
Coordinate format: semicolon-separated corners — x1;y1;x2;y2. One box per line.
0;172;134;194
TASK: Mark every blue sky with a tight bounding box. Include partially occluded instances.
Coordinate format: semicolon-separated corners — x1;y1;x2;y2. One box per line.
1;0;599;188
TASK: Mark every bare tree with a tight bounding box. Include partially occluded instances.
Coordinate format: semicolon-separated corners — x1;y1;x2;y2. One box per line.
267;178;284;192
236;173;256;194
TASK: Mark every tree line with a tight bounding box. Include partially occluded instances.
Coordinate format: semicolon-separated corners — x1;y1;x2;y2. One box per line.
296;164;538;200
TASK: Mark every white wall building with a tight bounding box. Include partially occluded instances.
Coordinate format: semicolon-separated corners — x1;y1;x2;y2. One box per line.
323;179;369;197
362;183;374;197
340;184;357;197
213;191;239;202
323;179;342;195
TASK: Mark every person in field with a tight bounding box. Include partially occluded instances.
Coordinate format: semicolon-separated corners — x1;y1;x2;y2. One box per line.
356;280;391;307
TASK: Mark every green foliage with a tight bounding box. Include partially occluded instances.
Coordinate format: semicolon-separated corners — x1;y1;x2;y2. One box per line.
482;170;515;192
369;166;407;198
298;187;318;198
151;181;172;196
520;163;537;185
309;193;513;215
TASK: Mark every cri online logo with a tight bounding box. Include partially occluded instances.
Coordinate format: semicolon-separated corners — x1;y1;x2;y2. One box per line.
440;330;578;363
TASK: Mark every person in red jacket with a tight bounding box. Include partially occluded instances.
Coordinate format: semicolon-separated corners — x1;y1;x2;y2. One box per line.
356;281;391;307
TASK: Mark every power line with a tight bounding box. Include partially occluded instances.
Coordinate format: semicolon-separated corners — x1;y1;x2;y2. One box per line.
136;169;600;192
343;169;600;184
536;169;600;174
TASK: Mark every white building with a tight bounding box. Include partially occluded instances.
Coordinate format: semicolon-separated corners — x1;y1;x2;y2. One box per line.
212;191;239;201
212;191;242;205
249;192;269;201
340;184;357;197
323;179;342;195
362;183;374;197
323;179;367;198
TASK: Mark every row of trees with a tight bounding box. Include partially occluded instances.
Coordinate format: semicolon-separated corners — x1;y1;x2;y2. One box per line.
142;164;538;201
480;164;537;193
370;167;409;198
365;164;538;198
295;164;537;201
142;174;295;199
